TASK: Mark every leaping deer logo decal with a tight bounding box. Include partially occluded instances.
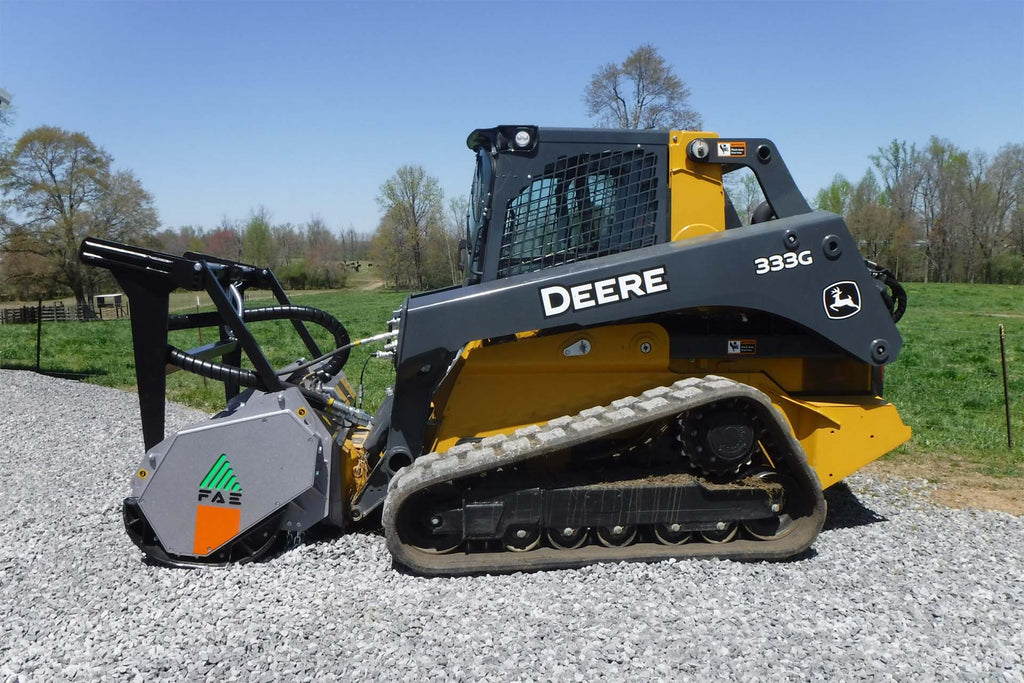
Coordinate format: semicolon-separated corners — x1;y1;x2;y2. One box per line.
822;281;861;320
829;287;857;312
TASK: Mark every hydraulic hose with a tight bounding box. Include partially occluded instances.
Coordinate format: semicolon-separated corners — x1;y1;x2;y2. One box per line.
864;260;908;323
166;305;351;388
242;305;351;373
167;346;261;387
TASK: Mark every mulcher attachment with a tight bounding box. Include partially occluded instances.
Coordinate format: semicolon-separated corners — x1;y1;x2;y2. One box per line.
79;238;353;565
383;376;826;576
123;386;338;566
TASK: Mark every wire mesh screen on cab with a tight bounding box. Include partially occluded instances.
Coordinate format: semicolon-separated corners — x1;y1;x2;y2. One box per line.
497;149;661;278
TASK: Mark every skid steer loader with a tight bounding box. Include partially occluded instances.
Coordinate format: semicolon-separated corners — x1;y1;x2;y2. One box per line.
80;126;910;575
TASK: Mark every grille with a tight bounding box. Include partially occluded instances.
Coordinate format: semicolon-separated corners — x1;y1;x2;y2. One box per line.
497;149;661;278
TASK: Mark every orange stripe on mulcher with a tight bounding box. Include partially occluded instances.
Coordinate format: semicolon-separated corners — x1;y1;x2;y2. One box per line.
193;505;241;555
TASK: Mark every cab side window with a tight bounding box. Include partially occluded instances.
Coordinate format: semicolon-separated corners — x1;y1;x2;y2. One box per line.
498;149;660;278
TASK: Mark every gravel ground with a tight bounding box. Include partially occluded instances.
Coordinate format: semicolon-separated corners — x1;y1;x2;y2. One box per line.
1;369;1022;682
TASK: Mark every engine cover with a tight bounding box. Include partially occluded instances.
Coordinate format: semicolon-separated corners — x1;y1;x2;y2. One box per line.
131;388;332;557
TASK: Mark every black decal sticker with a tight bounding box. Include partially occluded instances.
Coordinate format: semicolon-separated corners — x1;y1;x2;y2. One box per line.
823;281;861;320
727;339;757;355
539;266;670;318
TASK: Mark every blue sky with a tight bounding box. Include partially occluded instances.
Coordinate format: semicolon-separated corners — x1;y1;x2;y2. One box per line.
1;1;1021;235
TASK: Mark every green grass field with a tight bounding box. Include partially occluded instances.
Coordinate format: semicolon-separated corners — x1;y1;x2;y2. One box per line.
884;283;1022;476
1;283;1021;476
0;289;408;415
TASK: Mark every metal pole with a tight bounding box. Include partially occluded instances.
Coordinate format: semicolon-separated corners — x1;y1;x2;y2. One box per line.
1000;324;1012;449
35;299;42;372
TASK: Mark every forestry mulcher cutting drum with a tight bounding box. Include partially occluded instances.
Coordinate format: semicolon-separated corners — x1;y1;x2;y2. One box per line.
80;126;911;575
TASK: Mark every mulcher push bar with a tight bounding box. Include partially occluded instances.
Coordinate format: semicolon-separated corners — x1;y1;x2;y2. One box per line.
78;238;328;450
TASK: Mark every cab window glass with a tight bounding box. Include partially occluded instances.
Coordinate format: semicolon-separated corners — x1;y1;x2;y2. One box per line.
498;149;659;277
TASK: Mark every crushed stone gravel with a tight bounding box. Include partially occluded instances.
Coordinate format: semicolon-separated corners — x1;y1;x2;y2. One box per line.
1;370;1021;681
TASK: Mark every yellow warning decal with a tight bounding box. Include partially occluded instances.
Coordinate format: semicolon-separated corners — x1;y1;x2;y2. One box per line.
717;141;746;157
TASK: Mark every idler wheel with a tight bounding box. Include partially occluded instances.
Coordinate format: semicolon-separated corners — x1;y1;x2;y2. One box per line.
397;486;462;555
742;470;799;541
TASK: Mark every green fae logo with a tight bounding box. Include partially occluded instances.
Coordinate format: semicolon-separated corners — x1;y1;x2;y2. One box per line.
197;453;243;506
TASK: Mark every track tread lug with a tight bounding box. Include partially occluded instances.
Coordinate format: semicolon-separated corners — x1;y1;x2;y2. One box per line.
570;417;603;434
480;433;508;447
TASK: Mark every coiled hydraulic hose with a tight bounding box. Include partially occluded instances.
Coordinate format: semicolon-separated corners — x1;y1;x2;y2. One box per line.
166;305;351;389
864;260;908;323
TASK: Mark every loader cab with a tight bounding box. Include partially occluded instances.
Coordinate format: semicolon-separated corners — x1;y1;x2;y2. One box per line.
463;125;671;285
463;126;816;286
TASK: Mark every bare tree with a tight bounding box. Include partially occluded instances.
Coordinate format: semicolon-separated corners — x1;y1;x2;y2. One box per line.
584;44;701;130
445;195;469;284
724;170;765;225
271;222;305;264
919;137;970;282
303;214;346;287
981;144;1024;282
871;140;923;226
0;95;12;161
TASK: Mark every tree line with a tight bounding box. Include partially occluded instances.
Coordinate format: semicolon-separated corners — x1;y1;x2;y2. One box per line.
156;211;373;292
815;138;1024;284
0;122;461;302
0;123;378;303
3;124;1021;308
2;44;1021;305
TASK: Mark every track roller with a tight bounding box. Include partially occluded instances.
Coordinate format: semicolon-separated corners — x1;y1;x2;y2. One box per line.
546;527;588;550
700;522;739;544
652;523;693;545
503;526;542;552
595;525;638;547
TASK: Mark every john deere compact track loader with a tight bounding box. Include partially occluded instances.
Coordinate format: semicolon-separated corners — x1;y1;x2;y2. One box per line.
80;126;911;575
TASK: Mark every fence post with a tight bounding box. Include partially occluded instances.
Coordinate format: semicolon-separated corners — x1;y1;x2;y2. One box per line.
1000;324;1013;449
36;299;43;372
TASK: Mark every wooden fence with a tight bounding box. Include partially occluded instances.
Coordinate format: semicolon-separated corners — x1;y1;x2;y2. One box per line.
0;302;106;324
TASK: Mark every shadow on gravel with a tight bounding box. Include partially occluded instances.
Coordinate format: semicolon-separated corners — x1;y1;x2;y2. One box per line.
0;363;106;381
134;486;887;573
823;481;888;531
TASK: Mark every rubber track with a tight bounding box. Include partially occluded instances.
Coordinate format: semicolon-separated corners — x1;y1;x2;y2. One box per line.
383;376;827;576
